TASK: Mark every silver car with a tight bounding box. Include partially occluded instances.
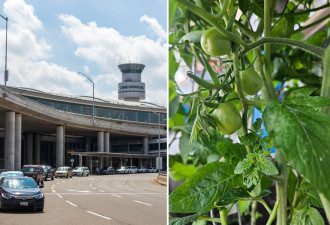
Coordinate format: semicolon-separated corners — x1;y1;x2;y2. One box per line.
73;167;90;176
116;166;129;174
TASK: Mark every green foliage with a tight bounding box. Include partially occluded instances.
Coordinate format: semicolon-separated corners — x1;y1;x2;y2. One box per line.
169;213;201;225
263;97;330;200
169;162;242;213
217;142;247;167
291;207;325;225
169;161;197;181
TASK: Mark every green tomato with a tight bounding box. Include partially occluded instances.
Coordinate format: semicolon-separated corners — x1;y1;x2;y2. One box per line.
241;68;263;95
201;28;231;57
212;102;242;135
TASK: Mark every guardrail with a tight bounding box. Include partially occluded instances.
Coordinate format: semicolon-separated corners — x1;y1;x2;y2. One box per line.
156;171;167;186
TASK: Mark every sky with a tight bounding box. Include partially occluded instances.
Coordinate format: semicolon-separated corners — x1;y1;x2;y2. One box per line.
0;0;167;105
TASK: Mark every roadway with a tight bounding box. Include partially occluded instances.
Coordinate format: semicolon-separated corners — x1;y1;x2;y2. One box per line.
0;173;167;225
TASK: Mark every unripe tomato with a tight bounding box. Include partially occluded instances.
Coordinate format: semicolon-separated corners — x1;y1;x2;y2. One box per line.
241;68;263;95
201;28;231;57
212;102;242;135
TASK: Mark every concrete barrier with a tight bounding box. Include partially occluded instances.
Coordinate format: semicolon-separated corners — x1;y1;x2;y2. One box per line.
156;171;167;186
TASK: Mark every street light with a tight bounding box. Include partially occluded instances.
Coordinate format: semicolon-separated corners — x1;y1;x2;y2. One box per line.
78;72;95;124
0;14;8;96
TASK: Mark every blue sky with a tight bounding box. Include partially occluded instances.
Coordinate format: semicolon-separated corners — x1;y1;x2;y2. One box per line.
0;0;167;105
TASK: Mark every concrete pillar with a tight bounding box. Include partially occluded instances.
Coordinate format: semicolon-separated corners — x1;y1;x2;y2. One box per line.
4;111;15;170
150;158;153;167
85;137;91;167
79;154;82;167
104;132;110;166
56;125;64;168
14;114;22;170
119;158;122;167
139;158;142;167
110;157;112;167
130;158;133;166
89;156;93;173
143;137;149;155
27;133;33;165
100;157;103;169
34;134;40;164
97;132;104;152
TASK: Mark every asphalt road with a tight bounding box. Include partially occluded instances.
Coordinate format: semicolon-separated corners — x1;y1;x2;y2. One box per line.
0;173;167;225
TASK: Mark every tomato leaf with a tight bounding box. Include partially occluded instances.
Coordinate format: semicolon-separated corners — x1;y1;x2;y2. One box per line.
256;156;279;176
169;162;241;213
291;207;325;225
263;100;330;200
217;142;247;167
169;213;201;225
169;161;198;181
180;31;204;43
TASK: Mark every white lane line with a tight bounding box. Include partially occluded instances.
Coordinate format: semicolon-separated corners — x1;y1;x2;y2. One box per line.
52;190;56;193
111;194;122;198
122;182;125;185
62;181;66;183
65;200;77;207
51;187;54;189
89;183;93;187
52;184;55;187
67;190;91;193
86;211;111;220
98;190;105;193
92;187;96;190
56;194;63;199
133;200;153;206
95;180;99;182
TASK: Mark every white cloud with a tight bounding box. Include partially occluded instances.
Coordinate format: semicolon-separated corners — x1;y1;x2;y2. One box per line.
140;15;166;40
59;14;167;105
0;0;90;96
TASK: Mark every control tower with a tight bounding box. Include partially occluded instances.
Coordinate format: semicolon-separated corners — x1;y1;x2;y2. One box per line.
118;63;145;101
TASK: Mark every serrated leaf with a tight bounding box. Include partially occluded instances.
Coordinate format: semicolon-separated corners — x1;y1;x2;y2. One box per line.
179;134;201;163
169;161;197;181
305;207;324;225
243;167;259;188
263;100;330;201
239;133;259;146
256;156;279;176
169;213;201;225
234;158;254;174
217;142;247;167
307;188;323;208
169;162;241;213
253;118;263;132
286;96;330;110
180;31;204;43
216;188;271;207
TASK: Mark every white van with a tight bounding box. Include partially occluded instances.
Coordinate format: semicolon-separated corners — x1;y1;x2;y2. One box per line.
128;166;137;173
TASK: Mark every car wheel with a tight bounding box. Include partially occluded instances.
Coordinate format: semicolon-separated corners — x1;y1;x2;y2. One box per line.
55;176;57;178
66;174;68;178
51;175;54;180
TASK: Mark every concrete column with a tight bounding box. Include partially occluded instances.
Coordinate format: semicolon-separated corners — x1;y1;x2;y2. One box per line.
119;158;122;167
85;137;91;167
130;158;133;166
79;154;82;167
104;132;110;166
139;158;142;167
14;114;22;170
27;133;33;165
89;157;93;173
97;132;104;152
110;157;112;167
143;137;149;155
150;158;153;167
4;111;15;170
56;125;64;168
100;157;103;169
34;134;40;164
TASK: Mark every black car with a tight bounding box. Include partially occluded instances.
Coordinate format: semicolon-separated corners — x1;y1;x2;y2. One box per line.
0;177;44;211
100;166;115;175
41;165;55;181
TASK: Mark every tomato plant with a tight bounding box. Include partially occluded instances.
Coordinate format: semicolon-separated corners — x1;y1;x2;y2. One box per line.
169;0;330;225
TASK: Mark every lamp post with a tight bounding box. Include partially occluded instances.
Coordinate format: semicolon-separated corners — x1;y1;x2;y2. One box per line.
0;14;8;95
78;72;95;124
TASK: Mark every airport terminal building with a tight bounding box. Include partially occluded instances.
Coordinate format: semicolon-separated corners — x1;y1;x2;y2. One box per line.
0;63;167;172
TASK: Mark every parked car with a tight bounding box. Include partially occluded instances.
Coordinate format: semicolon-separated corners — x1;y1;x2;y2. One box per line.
146;167;158;173
100;167;115;175
137;166;146;173
55;167;73;178
22;165;46;185
73;167;90;176
0;177;44;211
0;171;24;180
41;165;55;181
128;166;137;173
116;166;129;174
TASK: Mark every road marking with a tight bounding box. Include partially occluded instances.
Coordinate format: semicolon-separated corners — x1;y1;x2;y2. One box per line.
86;211;111;220
98;190;105;193
133;200;153;206
111;194;122;198
51;187;54;189
52;190;56;193
89;183;93;187
65;200;77;207
122;182;125;185
92;187;96;189
67;190;91;193
62;181;66;183
95;180;99;182
52;185;55;187
56;194;63;199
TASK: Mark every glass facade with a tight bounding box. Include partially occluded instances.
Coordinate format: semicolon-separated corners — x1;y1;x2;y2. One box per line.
120;86;144;90
25;96;166;125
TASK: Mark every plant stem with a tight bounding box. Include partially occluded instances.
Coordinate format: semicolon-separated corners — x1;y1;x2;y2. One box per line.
293;14;330;34
258;198;272;214
275;149;288;225
174;0;246;46
233;47;252;153
253;48;272;100
291;174;301;209
266;201;280;225
288;2;330;16
319;193;330;224
220;209;228;225
241;37;325;59
197;215;222;223
251;201;257;225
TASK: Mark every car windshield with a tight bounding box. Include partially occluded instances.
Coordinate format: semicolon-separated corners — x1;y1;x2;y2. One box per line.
3;178;38;189
73;167;83;170
22;167;37;172
57;167;68;171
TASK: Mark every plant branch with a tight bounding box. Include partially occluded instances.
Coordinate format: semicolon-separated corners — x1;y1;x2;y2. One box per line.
251;201;257;225
197;215;221;223
266;200;280;225
258;198;272;214
174;0;246;47
291;173;302;209
220;209;228;225
293;13;330;34
288;2;330;16
241;37;325;59
235;20;257;39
